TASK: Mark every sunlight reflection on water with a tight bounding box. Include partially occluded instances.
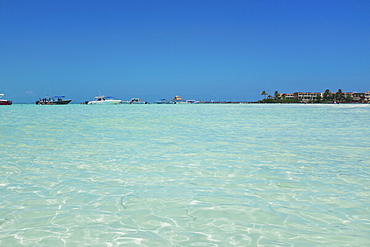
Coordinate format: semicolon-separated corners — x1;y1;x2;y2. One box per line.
1;104;370;246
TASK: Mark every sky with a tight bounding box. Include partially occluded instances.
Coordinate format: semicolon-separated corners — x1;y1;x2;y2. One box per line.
1;0;369;103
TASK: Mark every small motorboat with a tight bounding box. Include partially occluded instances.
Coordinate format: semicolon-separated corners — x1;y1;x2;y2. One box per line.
36;96;72;105
155;99;174;104
87;96;122;105
178;100;199;104
0;94;12;105
122;98;147;104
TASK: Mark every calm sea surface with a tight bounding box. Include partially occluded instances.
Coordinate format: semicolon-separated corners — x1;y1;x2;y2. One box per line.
1;104;369;246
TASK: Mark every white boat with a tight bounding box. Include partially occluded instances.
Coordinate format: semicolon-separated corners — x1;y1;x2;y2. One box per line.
155;99;174;104
185;100;199;104
177;100;199;104
0;94;12;105
87;96;122;105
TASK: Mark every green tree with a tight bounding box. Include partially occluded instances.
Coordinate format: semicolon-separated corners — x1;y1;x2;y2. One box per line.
345;94;353;102
323;89;332;101
316;94;322;103
274;91;280;100
335;89;345;102
261;91;268;99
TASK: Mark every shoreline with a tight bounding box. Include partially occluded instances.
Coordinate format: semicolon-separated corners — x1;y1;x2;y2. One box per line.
8;101;370;105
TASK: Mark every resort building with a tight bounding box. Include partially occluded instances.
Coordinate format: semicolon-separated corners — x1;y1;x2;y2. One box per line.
297;92;322;102
283;93;295;99
283;92;322;102
352;92;365;102
265;90;369;103
365;91;370;102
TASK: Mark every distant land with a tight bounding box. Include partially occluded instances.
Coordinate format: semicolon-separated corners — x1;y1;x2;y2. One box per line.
3;89;370;105
258;89;370;104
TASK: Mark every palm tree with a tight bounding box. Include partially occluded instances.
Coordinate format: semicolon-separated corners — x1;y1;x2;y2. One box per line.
345;94;353;102
323;89;331;101
261;91;268;99
274;91;280;100
335;89;345;102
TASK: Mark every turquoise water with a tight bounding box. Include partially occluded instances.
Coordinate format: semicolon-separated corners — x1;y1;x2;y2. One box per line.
1;104;369;246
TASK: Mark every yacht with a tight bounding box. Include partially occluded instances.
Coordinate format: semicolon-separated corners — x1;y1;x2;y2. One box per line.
87;96;122;105
0;94;12;105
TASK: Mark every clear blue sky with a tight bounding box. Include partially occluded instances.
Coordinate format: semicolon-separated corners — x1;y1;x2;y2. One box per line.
1;0;369;103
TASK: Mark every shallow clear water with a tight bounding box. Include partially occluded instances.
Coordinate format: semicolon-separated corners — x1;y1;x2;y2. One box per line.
1;104;370;246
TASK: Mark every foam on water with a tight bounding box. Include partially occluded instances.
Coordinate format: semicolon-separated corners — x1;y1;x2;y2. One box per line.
1;104;370;246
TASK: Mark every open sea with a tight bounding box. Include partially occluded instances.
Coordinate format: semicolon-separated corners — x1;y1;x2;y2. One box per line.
1;103;369;246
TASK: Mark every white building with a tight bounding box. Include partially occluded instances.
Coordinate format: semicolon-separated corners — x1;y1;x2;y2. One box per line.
283;92;322;102
298;92;322;102
365;91;370;102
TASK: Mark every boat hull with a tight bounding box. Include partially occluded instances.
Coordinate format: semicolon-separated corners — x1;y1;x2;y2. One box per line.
36;99;72;105
155;100;174;104
0;100;12;105
87;100;122;105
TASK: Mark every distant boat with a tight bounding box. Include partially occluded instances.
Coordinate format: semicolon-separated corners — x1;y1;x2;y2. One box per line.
181;100;199;104
156;95;198;104
156;97;199;104
0;94;12;105
122;98;147;104
87;96;122;105
173;95;183;104
155;99;174;104
36;96;72;105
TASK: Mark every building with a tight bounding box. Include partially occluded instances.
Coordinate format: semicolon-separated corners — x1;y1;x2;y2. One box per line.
352;92;365;102
283;93;295;99
268;90;369;103
365;91;370;102
297;92;322;102
283;92;322;102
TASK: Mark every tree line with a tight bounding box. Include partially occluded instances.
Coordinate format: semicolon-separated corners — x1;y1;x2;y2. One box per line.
260;89;356;103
